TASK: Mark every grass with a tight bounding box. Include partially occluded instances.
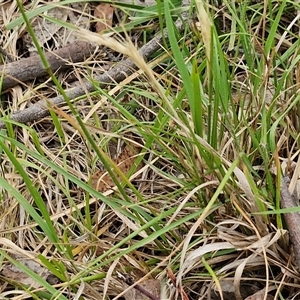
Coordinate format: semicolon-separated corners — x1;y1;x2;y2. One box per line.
0;0;300;299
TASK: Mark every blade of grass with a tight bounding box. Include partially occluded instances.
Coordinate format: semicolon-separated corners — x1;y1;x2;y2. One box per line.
0;140;61;249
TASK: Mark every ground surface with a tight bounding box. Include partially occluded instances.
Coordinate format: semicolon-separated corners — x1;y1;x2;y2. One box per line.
0;1;300;300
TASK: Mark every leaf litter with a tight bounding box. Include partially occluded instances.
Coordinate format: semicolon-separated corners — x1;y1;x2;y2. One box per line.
0;0;300;300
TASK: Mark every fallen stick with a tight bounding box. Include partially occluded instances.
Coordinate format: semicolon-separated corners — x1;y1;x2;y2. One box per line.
280;176;300;271
0;41;96;90
0;18;186;129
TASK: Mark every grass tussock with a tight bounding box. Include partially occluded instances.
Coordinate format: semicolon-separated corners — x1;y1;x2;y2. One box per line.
0;0;300;299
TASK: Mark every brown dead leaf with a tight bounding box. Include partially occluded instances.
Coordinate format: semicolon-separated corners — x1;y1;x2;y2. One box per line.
2;256;50;288
23;4;91;54
244;290;274;300
124;279;161;300
92;144;143;192
94;3;114;33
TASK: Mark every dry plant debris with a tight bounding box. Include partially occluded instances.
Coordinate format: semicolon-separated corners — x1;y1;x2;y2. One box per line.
1;0;300;299
91;143;143;192
94;3;114;33
123;278;161;300
2;255;51;288
0;17;186;128
245;291;275;300
280;176;300;271
23;3;91;53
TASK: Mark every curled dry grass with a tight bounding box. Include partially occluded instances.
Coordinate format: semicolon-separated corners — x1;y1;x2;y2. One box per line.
0;0;300;299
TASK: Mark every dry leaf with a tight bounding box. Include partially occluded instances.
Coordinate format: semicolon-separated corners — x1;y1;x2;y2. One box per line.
92;144;143;192
124;279;161;300
244;290;274;300
23;4;91;54
94;3;114;33
1;255;50;288
23;7;68;53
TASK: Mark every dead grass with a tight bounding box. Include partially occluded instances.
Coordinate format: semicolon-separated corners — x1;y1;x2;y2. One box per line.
0;0;300;300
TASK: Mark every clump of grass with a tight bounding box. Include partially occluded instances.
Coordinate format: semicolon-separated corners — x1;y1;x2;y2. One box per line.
0;0;300;299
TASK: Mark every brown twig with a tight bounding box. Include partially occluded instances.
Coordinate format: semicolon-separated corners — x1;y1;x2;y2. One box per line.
0;41;96;90
0;18;186;129
280;176;300;270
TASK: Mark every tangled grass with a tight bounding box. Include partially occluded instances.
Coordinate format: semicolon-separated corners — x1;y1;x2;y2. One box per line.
0;0;300;299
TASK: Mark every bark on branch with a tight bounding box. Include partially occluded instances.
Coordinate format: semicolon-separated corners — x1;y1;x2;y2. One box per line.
0;41;96;90
281;176;300;271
